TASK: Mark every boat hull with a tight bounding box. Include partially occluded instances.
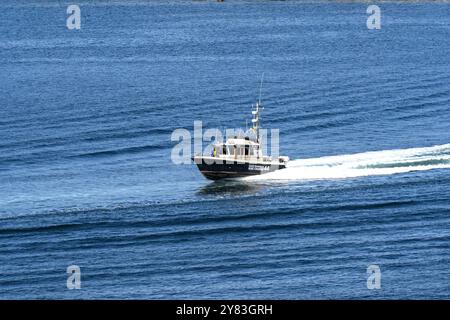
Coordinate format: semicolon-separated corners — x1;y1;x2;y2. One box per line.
192;157;286;180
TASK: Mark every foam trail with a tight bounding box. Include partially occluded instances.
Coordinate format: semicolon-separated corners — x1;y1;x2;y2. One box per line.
245;143;450;181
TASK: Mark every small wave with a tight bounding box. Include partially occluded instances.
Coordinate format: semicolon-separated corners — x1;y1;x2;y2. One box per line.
245;143;450;181
73;144;164;158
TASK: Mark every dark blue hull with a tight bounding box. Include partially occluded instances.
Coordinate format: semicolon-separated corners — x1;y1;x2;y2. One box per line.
192;158;286;180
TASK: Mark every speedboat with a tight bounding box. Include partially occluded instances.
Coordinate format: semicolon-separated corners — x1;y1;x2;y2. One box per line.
192;100;289;180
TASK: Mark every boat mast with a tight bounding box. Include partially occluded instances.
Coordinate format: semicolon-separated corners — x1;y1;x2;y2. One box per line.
252;102;261;143
252;73;264;143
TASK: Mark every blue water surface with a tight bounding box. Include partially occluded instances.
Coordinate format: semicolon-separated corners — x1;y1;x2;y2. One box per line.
0;1;449;299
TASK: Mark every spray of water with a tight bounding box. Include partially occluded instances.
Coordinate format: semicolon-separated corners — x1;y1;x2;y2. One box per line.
245;143;450;181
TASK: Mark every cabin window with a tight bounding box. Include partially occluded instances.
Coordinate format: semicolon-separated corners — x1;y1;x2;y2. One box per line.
222;145;226;155
245;145;249;156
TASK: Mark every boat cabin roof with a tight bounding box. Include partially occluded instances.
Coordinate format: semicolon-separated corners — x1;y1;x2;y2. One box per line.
219;138;259;146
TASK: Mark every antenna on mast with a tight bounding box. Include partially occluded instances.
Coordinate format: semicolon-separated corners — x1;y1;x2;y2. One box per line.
251;73;266;145
258;72;264;105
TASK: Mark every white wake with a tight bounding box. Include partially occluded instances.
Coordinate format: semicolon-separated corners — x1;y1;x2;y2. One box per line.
245;143;450;181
